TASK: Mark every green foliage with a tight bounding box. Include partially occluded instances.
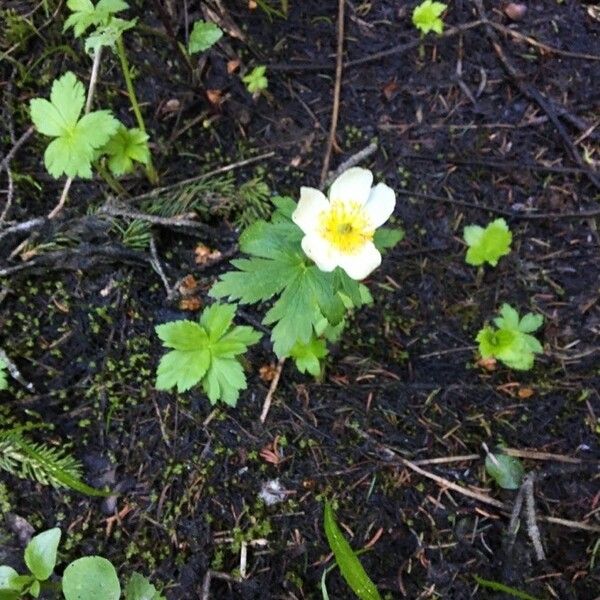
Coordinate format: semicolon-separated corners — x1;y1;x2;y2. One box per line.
323;503;381;600
290;337;328;377
476;304;543;370
235;176;272;228
485;451;524;490
29;72;119;178
112;218;151;250
188;20;223;54
62;557;120;600
373;227;404;253
64;0;129;37
210;198;370;358
125;573;166;600
155;304;262;405
412;0;447;35
474;576;541;600
464;218;512;267
84;17;136;54
0;427;107;495
0;360;7;391
243;66;269;94
24;529;61;582
102;126;150;176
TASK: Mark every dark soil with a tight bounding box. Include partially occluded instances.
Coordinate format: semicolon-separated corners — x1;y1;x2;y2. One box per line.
1;0;599;598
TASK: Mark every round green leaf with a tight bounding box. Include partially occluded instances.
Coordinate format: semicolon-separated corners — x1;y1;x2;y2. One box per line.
24;528;61;581
62;557;120;600
0;566;21;592
485;453;524;490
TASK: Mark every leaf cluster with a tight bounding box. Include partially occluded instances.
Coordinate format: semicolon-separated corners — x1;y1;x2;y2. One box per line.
476;304;543;370
412;0;447;35
464;218;512;267
210;197;371;358
63;0;129;38
0;528;164;599
155;303;261;405
243;66;269;94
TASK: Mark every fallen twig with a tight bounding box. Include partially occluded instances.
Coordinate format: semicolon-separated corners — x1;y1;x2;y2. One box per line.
260;357;285;424
0;349;35;392
324;142;378;188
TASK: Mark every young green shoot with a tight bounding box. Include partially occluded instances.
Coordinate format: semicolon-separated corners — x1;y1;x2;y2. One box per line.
476;304;543;370
464;218;512;267
243;65;269;94
412;0;447;35
290;336;328;378
30;71;119;178
63;0;129;37
155;304;262;406
484;446;524;490
188;20;223;54
0;359;7;390
101;125;150;176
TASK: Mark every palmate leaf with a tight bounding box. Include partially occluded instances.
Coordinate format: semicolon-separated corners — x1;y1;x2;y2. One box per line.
464;218;512;267
30;72;119;179
476;304;543;371
84;17;136;54
412;0;447;35
243;65;268;94
64;0;129;37
102;125;150;175
210;199;370;358
155;304;261;406
290;336;328;377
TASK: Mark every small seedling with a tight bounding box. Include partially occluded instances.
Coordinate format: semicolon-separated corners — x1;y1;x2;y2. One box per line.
476;304;543;370
0;527;165;599
243;65;269;94
63;0;129;37
412;0;447;35
290;337;328;377
322;502;381;600
464;218;512;267
101;125;150;176
30;72;119;178
188;20;223;54
0;359;7;390
155;303;262;405
484;446;524;490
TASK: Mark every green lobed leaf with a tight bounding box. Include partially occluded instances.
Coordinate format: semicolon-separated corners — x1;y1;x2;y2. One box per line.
24;528;61;581
464;218;512;267
124;572;165;600
62;557;120;600
64;0;129;37
84;17;136;54
485;452;524;490
323;503;381;600
412;0;447;35
155;305;261;405
102;125;150;175
243;65;268;93
188;20;223;54
30;72;119;179
290;337;328;377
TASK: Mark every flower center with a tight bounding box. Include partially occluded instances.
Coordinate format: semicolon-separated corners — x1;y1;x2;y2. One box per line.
319;201;373;253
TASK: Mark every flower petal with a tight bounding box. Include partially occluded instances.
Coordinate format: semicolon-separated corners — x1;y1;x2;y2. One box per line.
328;167;373;205
292;187;329;234
336;241;382;280
363;182;395;228
301;234;341;272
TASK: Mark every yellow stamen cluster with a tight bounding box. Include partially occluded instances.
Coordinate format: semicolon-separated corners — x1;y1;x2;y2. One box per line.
319;201;373;253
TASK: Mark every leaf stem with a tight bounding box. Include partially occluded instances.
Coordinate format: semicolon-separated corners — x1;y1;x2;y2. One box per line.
115;34;158;185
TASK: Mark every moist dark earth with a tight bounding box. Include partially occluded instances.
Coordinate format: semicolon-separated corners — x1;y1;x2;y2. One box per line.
1;0;600;598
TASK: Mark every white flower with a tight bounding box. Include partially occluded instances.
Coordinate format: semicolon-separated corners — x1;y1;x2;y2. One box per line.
292;167;396;280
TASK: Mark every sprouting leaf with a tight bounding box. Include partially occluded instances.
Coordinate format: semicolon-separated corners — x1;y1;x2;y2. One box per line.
102;126;150;175
24;528;61;581
210;204;367;358
0;566;22;595
155;304;261;405
290;337;328;377
476;304;543;371
485;452;524;490
84;17;136;54
30;72;119;178
323;503;381;600
124;572;165;600
0;359;7;391
64;0;129;37
188;20;223;54
412;0;447;35
373;227;404;253
62;557;120;600
242;65;268;94
464;218;512;267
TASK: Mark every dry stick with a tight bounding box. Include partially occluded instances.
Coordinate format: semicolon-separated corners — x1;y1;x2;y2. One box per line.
324;142;378;188
472;0;600;191
0;349;35;392
503;448;587;464
319;0;346;188
200;570;242;600
48;48;103;220
0;126;34;175
260;357;285;424
149;236;172;296
523;473;546;561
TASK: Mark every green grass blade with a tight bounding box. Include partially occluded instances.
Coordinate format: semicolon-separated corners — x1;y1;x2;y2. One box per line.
474;576;542;600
